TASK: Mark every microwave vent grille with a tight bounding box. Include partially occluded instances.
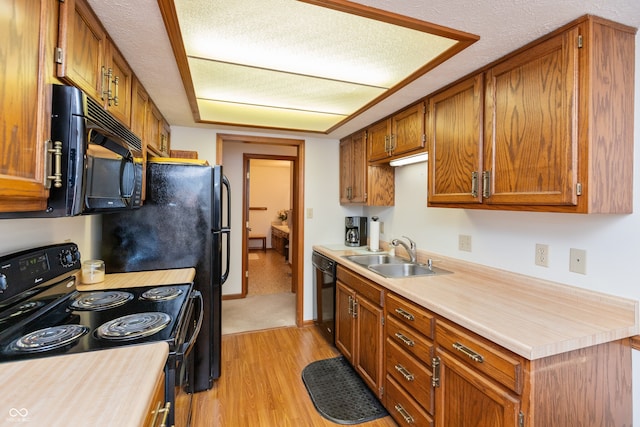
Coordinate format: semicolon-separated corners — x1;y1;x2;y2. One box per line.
85;96;142;153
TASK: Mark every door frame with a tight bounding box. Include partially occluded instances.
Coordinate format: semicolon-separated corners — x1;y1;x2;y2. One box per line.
216;133;305;327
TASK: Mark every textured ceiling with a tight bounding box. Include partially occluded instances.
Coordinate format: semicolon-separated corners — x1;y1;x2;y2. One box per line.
88;0;640;139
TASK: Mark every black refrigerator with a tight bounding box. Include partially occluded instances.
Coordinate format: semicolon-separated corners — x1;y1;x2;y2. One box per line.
100;160;230;392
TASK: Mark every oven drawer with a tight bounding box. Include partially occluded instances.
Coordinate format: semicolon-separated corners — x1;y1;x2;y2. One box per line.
385;375;434;427
386;338;434;414
436;320;524;394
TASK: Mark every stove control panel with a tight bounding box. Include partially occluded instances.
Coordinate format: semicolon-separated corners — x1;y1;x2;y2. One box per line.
0;243;81;300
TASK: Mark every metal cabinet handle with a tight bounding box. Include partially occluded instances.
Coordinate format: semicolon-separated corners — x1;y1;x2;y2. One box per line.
394;363;415;382
113;75;120;106
482;170;491;199
453;342;484;363
471;171;479;197
45;140;63;189
394;404;415;424
394;308;415;321
394;332;415;347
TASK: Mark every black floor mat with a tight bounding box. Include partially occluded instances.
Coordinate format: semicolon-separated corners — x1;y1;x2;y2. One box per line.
301;356;388;425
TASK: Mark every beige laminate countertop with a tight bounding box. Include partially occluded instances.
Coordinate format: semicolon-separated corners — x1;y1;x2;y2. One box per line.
314;245;639;360
77;267;196;291
0;342;168;426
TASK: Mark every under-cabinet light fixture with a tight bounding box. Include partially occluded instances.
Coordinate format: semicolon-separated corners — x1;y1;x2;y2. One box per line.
389;153;428;167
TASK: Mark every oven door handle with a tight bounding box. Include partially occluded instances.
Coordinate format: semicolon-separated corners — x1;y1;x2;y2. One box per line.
179;290;204;357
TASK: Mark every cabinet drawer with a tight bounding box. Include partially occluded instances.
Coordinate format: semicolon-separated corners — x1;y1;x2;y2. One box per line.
337;266;384;306
436;321;524;394
386;292;435;339
387;315;433;362
386;338;433;414
385;375;434;427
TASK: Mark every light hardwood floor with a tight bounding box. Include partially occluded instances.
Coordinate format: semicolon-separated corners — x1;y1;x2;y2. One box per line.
190;326;398;426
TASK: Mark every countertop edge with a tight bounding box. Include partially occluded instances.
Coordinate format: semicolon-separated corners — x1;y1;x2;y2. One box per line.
314;245;639;360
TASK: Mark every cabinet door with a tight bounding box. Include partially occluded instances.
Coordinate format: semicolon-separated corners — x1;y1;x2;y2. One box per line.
106;44;133;127
435;349;521;427
335;281;355;363
339;133;366;204
349;131;367;203
390;102;426;157
0;0;50;212
339;137;353;204
57;0;106;102
131;78;149;143
146;101;163;156
367;120;391;162
354;295;383;396
484;28;579;206
428;74;483;204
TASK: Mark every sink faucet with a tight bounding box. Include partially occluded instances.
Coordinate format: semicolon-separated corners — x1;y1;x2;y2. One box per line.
391;236;417;263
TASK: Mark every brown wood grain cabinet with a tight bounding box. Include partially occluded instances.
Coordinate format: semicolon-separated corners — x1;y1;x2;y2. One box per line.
0;0;56;213
146;100;171;157
57;0;133;127
335;266;384;397
144;371;168;427
433;319;632;427
367;102;426;163
429;15;636;213
428;74;484;205
339;131;394;206
384;292;436;426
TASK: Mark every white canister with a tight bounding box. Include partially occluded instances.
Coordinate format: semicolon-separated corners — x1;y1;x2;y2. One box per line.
82;260;105;284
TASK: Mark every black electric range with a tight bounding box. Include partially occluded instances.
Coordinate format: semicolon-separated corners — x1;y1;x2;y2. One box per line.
0;243;202;426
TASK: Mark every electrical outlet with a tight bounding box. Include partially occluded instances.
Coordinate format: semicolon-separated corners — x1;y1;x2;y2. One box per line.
306;208;313;219
535;244;549;267
569;248;587;274
458;235;472;252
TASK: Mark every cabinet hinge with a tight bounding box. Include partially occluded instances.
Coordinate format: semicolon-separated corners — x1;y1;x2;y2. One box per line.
245;270;249;278
431;356;441;387
518;411;525;427
54;47;63;64
576;182;582;196
578;34;583;48
379;386;384;396
422;103;427;115
381;316;385;326
422;134;426;143
364;192;368;202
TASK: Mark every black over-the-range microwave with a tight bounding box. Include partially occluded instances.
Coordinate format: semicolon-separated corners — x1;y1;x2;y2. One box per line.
1;84;144;219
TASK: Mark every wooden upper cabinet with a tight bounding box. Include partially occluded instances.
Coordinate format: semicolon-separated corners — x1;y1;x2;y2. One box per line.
484;28;579;207
0;0;51;213
367;102;426;163
57;0;132;126
339;132;367;204
390;102;426;158
367;119;392;162
428;74;484;205
146;101;171;157
429;16;635;213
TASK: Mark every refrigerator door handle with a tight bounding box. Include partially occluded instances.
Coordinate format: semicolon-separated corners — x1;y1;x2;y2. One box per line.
221;230;230;285
222;175;231;230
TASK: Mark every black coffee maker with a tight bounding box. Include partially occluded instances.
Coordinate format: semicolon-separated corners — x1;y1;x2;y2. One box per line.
345;216;367;247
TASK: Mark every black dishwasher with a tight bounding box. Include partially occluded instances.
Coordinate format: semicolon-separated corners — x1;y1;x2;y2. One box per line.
312;251;337;344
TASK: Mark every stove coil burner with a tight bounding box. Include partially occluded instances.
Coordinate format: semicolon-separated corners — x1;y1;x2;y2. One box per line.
71;291;134;311
0;301;45;324
97;312;171;341
11;325;90;353
140;287;184;302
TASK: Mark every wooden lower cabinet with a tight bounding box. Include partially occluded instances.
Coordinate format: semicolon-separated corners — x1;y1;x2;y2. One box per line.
434;319;632;427
335;266;384;397
144;371;168;427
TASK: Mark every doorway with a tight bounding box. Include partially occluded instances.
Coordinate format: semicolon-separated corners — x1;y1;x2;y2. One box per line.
216;133;305;330
245;156;295;296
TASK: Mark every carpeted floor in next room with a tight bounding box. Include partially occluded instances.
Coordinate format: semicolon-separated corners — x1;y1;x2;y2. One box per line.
221;249;296;335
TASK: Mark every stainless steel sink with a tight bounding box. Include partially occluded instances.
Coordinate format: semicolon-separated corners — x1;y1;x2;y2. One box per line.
344;254;452;278
344;254;409;266
368;263;452;278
